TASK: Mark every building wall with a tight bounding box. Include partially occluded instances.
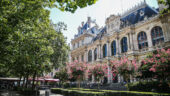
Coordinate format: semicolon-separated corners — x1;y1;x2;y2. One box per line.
70;13;170;83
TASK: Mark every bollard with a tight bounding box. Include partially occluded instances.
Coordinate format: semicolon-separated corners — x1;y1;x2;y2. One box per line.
45;90;50;96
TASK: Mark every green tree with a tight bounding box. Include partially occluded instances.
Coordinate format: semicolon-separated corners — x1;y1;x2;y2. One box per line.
158;0;170;14
0;0;97;90
50;22;69;68
54;67;68;88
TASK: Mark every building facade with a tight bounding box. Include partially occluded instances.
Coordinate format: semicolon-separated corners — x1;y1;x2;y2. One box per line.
70;1;170;83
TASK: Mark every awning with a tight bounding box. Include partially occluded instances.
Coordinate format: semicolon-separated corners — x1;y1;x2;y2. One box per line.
45;78;59;82
28;77;59;82
0;78;21;81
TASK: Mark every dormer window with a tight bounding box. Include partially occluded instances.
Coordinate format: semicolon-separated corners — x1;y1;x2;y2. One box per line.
140;10;144;16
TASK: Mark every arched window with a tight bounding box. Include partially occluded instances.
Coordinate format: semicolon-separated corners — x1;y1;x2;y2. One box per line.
121;37;128;53
151;26;164;46
138;32;148;49
111;40;116;56
94;48;97;60
88;50;92;62
103;44;107;58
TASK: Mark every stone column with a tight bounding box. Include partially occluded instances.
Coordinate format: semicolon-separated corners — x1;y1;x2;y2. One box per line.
147;30;153;51
107;40;110;57
160;13;170;42
97;45;99;59
133;32;138;50
118;74;121;83
85;49;88;62
128;33;131;50
107;64;113;84
130;31;135;51
92;49;94;63
127;33;131;51
92;75;95;83
99;44;102;59
116;36;120;56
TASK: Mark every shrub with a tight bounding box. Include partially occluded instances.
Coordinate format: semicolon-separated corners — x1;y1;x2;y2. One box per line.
66;61;88;88
140;48;170;81
127;81;170;93
88;63;108;89
110;57;138;82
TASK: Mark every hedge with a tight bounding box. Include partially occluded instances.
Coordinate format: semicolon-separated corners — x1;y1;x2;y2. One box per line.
126;81;170;93
51;88;170;96
51;88;105;96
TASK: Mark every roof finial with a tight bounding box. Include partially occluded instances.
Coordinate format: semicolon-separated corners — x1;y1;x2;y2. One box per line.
144;0;146;4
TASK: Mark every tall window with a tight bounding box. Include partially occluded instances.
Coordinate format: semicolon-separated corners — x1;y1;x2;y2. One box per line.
111;40;116;56
88;50;92;62
77;42;79;48
151;26;164;46
121;37;128;53
138;32;148;49
77;57;79;61
103;44;107;58
94;48;97;60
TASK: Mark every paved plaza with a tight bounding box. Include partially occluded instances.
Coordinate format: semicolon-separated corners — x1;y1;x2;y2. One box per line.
0;90;63;96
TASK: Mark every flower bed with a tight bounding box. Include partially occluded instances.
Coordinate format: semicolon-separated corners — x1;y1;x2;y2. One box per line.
51;88;170;96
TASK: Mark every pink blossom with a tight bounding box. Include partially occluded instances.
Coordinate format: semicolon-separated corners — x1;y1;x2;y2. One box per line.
156;54;160;57
161;57;166;63
149;68;156;72
161;48;166;52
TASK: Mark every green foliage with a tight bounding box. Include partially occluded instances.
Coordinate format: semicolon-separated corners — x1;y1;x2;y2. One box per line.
138;62;155;79
0;0;96;78
50;22;69;68
139;49;170;80
127;81;170;93
55;0;98;13
158;0;170;14
51;88;170;96
54;67;68;83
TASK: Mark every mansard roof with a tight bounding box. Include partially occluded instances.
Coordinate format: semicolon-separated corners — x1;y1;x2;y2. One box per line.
92;26;106;41
82;22;89;31
120;3;158;27
72;2;159;43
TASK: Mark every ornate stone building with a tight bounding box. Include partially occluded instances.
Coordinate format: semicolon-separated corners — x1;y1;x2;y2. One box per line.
70;1;170;83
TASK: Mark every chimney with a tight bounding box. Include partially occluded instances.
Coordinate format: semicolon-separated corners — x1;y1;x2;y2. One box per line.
81;22;84;27
88;17;91;28
88;17;91;22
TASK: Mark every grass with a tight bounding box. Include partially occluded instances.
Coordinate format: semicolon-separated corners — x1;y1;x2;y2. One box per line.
51;88;170;96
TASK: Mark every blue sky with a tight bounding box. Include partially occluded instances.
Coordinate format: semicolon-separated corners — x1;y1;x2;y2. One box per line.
49;0;158;44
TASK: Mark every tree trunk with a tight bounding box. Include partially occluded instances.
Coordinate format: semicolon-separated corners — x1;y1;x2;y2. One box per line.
22;77;26;87
18;76;22;87
32;71;36;90
98;82;100;89
25;72;29;88
77;80;81;88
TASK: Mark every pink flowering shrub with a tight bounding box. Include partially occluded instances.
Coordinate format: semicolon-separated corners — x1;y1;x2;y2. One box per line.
88;64;108;89
88;64;108;82
66;60;87;82
110;57;138;82
141;48;170;80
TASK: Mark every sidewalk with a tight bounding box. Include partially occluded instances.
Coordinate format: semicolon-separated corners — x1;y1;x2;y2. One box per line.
0;90;63;96
39;90;63;96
